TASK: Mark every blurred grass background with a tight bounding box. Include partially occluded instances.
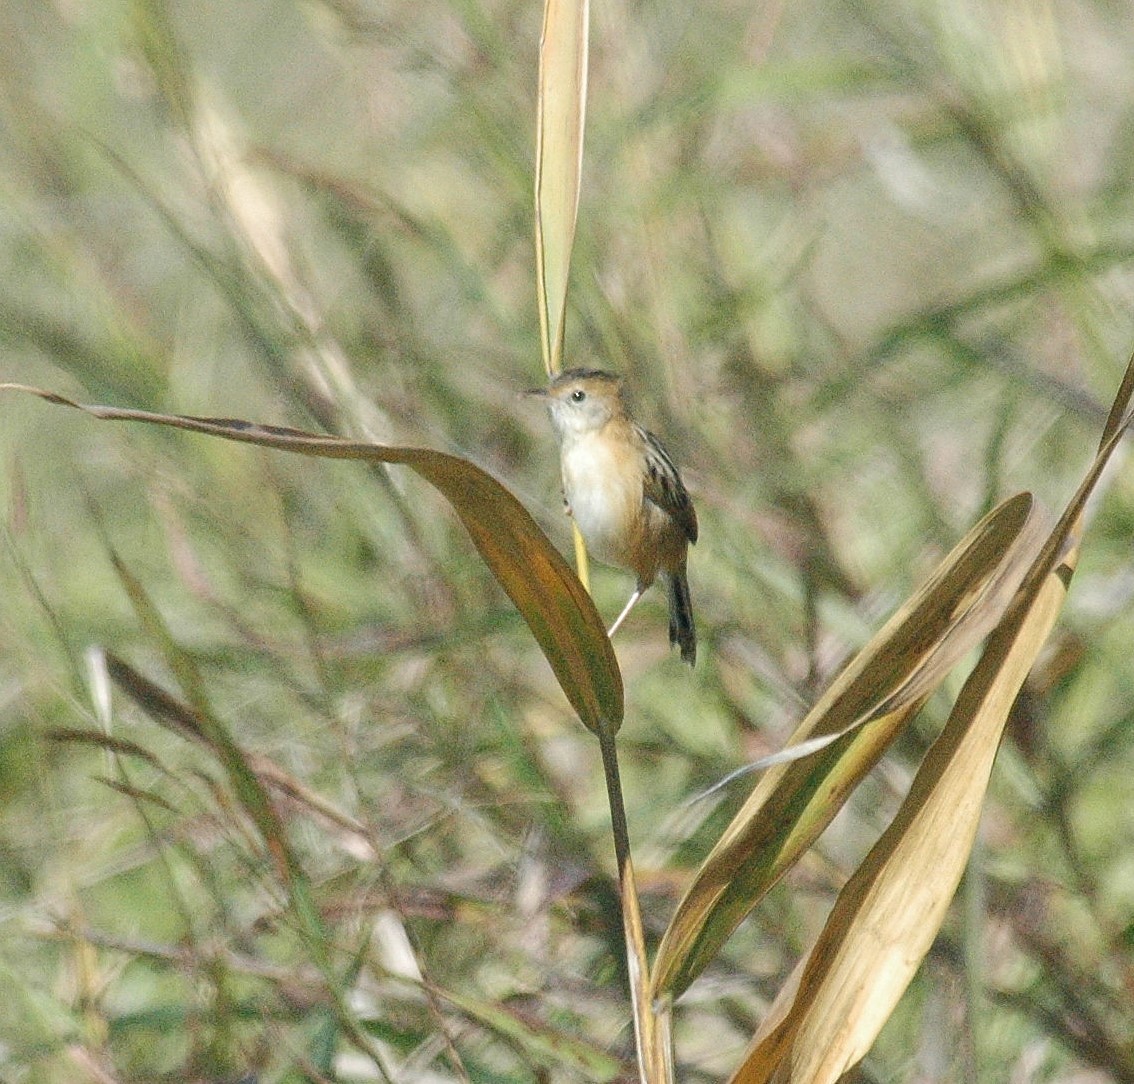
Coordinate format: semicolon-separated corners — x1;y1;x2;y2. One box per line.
1;0;1133;1080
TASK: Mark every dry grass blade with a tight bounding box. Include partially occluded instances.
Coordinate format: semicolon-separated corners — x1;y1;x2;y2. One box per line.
597;724;668;1082
620;853;670;1084
1098;346;1134;447
106;654;371;844
104;652;213;747
93;776;177;812
101;577;300;891
730;559;1072;1082
727;352;1134;1082
438;989;621;1080
45;727;163;766
0;383;623;734
652;491;1045;1001
534;0;589;376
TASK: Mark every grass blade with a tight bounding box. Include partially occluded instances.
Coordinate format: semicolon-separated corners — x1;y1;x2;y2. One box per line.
727;371;1134;1082
0;383;623;734
652;491;1045;1000
534;0;589;375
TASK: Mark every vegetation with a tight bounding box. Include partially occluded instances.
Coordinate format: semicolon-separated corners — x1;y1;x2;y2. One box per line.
1;0;1133;1081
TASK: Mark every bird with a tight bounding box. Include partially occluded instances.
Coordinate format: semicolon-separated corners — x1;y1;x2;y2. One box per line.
530;368;698;664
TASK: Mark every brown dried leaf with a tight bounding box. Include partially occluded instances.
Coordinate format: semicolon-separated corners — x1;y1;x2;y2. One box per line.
0;384;623;733
652;491;1045;1000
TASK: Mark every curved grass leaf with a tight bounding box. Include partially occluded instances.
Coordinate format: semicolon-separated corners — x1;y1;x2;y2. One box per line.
731;535;1073;1084
0;383;623;734
652;490;1046;1001
727;353;1134;1082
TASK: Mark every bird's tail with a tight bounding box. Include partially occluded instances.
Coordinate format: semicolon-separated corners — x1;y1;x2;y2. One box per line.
666;568;696;666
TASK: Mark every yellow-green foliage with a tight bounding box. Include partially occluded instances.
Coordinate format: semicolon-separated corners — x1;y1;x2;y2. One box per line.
1;1;1133;1081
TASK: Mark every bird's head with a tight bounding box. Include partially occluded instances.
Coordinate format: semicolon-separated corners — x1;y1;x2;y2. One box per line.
527;368;625;440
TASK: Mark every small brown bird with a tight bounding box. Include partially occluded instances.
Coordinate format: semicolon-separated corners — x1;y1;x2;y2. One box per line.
531;368;698;664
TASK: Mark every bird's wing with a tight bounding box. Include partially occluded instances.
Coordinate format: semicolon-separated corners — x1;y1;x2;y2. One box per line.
638;426;698;544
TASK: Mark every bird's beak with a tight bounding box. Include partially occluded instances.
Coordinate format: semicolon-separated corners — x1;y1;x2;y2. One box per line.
522;385;549;399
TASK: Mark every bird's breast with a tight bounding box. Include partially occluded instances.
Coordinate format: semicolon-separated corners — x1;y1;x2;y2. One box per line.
560;436;642;568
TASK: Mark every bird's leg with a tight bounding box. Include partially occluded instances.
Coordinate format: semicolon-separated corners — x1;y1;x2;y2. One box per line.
607;587;644;640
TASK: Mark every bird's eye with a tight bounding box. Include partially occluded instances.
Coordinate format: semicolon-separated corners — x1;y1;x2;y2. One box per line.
570;389;586;403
